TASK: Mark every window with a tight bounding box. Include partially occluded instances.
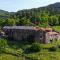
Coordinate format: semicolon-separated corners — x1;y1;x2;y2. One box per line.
39;31;43;39
50;39;53;43
40;35;43;39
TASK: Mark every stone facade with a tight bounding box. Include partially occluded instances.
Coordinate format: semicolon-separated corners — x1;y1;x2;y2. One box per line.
45;32;59;43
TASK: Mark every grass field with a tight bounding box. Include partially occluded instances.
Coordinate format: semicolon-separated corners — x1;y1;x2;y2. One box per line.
52;26;60;32
0;54;25;60
25;52;60;60
1;52;60;60
0;38;60;60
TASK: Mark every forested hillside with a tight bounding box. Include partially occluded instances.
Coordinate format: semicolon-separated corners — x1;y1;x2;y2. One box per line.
15;2;60;27
0;10;9;20
0;2;60;27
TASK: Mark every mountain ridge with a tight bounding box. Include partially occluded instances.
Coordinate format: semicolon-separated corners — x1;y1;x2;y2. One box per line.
0;2;60;19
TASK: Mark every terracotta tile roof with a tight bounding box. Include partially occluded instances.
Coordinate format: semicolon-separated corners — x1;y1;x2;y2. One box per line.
34;27;45;31
34;26;40;31
34;27;52;31
48;32;58;35
40;28;45;31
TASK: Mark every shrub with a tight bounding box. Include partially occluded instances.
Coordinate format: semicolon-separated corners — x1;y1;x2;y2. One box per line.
0;38;8;47
0;38;8;53
58;44;60;48
49;46;57;51
25;43;41;53
0;46;6;54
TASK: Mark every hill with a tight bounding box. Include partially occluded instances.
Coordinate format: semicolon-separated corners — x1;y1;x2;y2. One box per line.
0;9;9;20
16;2;60;17
0;2;60;19
0;2;60;27
14;2;60;26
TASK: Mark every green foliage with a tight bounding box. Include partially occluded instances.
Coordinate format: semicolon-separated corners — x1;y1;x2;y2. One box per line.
0;38;60;60
48;16;59;26
30;43;41;52
39;23;49;28
25;52;60;60
4;18;16;26
0;3;60;27
0;38;8;47
0;38;8;53
58;16;60;25
0;54;25;60
49;46;57;52
58;44;60;48
52;26;60;32
25;43;41;53
18;17;32;26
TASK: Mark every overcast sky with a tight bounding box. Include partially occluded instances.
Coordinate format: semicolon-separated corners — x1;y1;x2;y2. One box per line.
0;0;60;12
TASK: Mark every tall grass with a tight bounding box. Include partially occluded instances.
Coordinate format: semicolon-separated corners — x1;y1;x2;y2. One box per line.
0;38;60;60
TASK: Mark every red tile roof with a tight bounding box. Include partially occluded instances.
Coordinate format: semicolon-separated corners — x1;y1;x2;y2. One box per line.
48;32;58;35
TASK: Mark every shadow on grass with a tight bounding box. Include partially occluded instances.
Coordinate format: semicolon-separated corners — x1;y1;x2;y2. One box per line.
6;38;33;50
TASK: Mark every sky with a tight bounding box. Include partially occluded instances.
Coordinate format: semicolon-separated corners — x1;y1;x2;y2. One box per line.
0;0;60;12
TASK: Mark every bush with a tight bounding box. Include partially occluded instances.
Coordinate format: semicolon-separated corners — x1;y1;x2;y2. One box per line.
0;46;6;54
25;43;41;53
58;44;60;48
0;38;8;47
0;38;8;53
49;46;57;51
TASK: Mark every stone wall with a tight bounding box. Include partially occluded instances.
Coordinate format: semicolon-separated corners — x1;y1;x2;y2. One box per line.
45;33;60;43
4;29;46;43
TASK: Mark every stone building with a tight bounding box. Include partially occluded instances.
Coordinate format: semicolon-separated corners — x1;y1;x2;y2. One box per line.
3;26;60;43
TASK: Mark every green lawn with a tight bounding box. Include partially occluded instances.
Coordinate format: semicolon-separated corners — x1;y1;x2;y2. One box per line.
1;52;60;60
24;52;60;60
0;54;25;60
52;26;60;32
0;38;60;60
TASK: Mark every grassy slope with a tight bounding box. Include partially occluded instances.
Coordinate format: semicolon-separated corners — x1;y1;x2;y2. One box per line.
52;26;60;32
1;52;60;60
0;39;60;60
25;52;60;60
0;54;25;60
24;41;60;60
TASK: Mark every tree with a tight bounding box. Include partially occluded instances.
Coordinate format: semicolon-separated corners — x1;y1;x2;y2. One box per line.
58;16;60;25
25;43;41;53
18;17;32;26
0;19;5;27
4;18;16;26
48;16;59;26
